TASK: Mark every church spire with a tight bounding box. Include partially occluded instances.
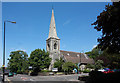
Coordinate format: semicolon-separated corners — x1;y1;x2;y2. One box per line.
47;9;59;39
46;8;60;71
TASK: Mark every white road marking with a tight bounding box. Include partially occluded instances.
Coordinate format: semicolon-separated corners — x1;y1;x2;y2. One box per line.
21;77;28;81
30;79;34;81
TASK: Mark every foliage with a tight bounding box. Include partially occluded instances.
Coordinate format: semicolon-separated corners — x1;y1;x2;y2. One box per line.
41;70;51;72
86;46;120;69
87;71;120;83
62;62;77;73
92;2;120;53
86;64;95;69
7;50;28;73
109;53;120;69
28;49;51;73
82;69;91;73
94;60;104;70
85;47;102;60
54;57;64;71
97;48;120;69
86;60;103;70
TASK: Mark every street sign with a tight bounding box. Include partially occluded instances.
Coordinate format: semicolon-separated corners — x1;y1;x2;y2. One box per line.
52;68;58;72
29;66;32;69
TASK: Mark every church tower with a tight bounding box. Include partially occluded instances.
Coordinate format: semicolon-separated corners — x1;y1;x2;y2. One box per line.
46;8;60;70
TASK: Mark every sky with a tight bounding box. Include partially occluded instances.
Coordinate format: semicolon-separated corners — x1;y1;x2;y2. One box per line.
0;2;112;67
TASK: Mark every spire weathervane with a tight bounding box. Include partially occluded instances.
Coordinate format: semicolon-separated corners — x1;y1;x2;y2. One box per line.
52;5;53;10
52;0;53;10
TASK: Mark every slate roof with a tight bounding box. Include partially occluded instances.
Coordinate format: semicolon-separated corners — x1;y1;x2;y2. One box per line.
60;50;94;64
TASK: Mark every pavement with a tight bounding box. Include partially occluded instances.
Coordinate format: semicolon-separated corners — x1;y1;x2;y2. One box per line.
0;77;1;81
4;73;88;82
0;71;2;82
0;76;2;82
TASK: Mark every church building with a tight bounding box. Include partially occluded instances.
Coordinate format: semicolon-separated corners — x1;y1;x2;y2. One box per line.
46;8;94;71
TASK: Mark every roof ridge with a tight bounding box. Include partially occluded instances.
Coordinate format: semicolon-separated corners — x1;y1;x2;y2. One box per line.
60;50;84;54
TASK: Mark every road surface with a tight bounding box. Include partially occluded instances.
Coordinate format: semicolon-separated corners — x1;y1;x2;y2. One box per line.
0;70;3;82
5;74;87;83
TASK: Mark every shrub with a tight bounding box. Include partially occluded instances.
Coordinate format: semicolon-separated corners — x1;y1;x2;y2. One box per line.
62;62;76;74
82;69;91;73
41;70;51;72
86;71;120;83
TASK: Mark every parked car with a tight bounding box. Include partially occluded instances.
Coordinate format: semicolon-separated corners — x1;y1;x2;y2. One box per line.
4;72;9;75
8;72;14;77
13;72;17;75
98;68;114;74
49;72;54;75
98;69;105;72
103;69;114;74
113;69;120;72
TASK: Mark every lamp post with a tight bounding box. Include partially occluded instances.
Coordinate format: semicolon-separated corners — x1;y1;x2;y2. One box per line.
79;50;83;74
79;52;81;74
2;20;16;82
78;52;81;80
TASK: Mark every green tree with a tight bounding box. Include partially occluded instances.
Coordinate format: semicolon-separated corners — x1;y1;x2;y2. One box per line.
98;48;120;69
92;2;120;53
109;53;120;69
85;47;102;60
86;64;95;69
54;57;64;71
0;67;2;70
28;49;51;73
8;50;28;73
62;62;77;74
86;60;104;70
94;60;104;70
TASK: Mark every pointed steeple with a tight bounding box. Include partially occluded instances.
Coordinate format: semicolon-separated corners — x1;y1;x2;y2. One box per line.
46;8;60;71
47;9;59;39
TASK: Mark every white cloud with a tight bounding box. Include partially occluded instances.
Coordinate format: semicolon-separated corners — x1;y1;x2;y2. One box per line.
62;44;66;48
92;45;97;49
16;49;27;52
10;48;27;52
61;44;66;49
63;19;71;26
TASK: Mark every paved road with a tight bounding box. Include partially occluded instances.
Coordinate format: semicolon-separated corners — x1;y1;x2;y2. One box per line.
0;73;3;83
0;76;2;82
5;74;87;82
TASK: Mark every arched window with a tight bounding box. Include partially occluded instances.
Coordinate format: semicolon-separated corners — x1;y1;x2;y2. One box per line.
48;44;50;50
54;43;57;49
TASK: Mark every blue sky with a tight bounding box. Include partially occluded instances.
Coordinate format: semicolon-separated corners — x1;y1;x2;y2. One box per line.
1;2;112;67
